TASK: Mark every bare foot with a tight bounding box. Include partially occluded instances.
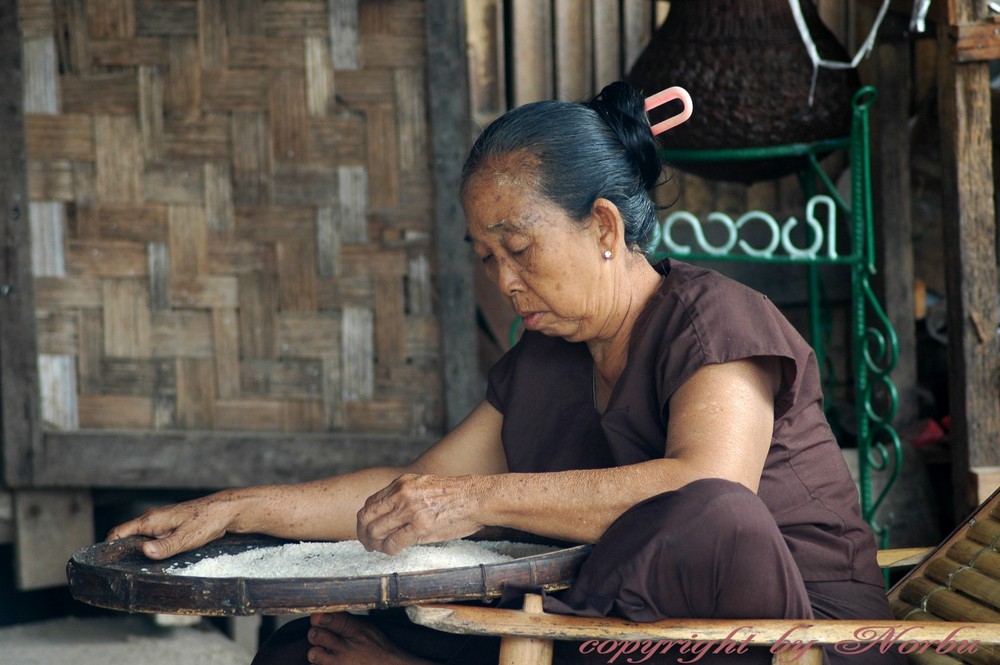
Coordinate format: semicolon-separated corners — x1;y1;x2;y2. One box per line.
306;612;435;665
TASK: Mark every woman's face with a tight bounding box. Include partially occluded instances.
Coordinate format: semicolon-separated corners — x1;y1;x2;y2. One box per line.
463;167;614;343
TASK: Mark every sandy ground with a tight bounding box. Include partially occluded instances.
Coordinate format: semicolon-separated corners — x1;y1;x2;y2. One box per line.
0;615;251;665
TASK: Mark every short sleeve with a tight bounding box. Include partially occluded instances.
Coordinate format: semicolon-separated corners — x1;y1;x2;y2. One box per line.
640;266;812;422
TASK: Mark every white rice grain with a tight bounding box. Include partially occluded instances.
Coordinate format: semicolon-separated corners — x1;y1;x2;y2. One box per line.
164;540;553;578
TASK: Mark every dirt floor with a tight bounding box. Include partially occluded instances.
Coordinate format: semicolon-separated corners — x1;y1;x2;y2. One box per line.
0;615;251;665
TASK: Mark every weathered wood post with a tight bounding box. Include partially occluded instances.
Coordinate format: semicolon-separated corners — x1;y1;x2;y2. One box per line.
936;0;1000;515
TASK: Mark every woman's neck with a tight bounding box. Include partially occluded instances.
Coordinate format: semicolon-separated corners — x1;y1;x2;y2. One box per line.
589;258;664;409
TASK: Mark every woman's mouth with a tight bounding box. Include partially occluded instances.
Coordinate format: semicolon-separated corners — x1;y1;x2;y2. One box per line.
521;312;544;330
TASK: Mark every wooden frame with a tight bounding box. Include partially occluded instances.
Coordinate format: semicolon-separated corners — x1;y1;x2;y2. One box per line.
0;0;43;489
426;0;481;430
409;592;999;665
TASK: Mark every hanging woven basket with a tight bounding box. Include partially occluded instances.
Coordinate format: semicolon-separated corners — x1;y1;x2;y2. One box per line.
626;0;861;183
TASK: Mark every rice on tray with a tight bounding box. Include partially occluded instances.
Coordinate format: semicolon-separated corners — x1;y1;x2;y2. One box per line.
164;539;555;578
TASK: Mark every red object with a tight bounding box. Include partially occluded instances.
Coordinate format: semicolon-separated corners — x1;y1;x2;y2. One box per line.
910;418;946;448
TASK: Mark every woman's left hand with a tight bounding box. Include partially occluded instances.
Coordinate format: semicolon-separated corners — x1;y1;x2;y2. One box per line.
356;473;484;554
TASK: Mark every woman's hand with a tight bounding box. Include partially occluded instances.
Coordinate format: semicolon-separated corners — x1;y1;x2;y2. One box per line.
356;474;486;554
106;490;248;560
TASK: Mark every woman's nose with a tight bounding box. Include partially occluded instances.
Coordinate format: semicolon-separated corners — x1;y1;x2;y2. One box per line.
495;260;522;295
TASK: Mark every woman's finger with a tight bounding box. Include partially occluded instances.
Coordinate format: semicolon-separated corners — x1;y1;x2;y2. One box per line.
106;501;229;560
357;475;485;553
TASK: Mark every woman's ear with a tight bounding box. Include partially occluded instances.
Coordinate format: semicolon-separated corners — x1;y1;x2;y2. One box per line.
591;198;625;253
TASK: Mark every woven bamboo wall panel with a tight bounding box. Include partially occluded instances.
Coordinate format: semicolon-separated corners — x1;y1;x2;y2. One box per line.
22;0;443;436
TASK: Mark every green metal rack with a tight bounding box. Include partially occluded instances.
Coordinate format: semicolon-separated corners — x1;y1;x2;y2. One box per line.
651;87;901;546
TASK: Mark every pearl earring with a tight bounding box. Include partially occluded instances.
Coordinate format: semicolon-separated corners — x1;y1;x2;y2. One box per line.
603;249;612;260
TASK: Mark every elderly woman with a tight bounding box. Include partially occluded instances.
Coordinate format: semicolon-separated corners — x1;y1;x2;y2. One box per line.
109;82;899;665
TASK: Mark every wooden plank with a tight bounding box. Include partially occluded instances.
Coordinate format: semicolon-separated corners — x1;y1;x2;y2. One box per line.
143;163;204;204
342;305;374;401
262;1;328;38
465;0;505;125
426;0;480;428
86;0;135;39
276;311;340;356
199;0;228;69
61;72;138;114
0;491;11;543
952;18;1000;62
175;358;216;428
231;111;273;205
304;35;332;117
592;0;621;89
171;275;239;308
936;0;1000;518
238;271;279;359
168;204;208;276
971;466;1000;505
77;309;103;394
30;201;66;276
151;310;214;357
88;37;170;67
14;489;93;590
36;311;78;355
38;354;79;428
0;0;43;488
165;35;201;117
394;66;428;173
94;115;143;202
407;601;1000;645
18;0;55;39
33;430;435;488
276;239;318;311
78;395;154;429
554;0;593;100
28;160;74;201
270;68;309;163
213;308;241;399
364;104;399;209
204;162;234;233
22;36;59;113
25;113;94;160
138;64;164;158
102;278;152;358
241;358;325;399
373;274;403;365
228;36;304;69
622;0;654;73
510;0;553;104
328;0;360;69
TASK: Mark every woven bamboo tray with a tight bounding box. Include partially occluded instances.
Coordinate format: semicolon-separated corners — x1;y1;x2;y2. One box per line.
67;534;591;616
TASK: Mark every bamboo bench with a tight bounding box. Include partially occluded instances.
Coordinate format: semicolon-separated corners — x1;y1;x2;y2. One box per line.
407;490;1000;664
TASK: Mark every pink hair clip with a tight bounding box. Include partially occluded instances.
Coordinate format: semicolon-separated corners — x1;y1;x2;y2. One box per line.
644;86;693;136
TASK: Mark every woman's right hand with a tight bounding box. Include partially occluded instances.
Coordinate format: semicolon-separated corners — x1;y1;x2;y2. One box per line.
106;489;250;560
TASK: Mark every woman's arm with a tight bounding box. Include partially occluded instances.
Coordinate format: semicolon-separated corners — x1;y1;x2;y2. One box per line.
107;400;509;559
358;357;779;551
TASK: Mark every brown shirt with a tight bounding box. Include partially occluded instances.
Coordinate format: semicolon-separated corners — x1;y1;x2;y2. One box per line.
486;259;883;585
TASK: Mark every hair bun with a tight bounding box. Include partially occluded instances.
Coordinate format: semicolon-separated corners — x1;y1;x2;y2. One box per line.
587;82;661;190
